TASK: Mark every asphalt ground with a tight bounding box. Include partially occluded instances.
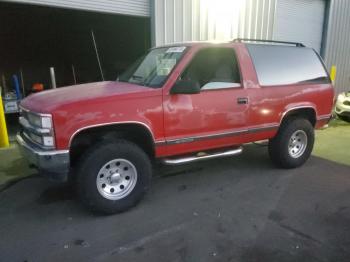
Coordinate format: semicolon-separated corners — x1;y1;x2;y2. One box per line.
0;144;349;262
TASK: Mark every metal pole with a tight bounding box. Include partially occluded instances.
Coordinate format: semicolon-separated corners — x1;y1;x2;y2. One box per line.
91;30;105;81
71;64;77;85
19;68;25;97
1;74;7;94
50;67;57;89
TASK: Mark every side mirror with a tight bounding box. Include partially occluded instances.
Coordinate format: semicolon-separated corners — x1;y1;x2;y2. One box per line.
170;80;201;95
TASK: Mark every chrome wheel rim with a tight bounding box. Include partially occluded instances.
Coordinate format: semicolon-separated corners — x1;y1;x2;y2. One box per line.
288;130;308;158
96;159;137;200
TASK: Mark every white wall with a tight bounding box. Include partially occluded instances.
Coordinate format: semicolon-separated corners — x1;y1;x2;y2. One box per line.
273;0;326;52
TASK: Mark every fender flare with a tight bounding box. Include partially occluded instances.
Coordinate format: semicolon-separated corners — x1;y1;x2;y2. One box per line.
68;121;156;149
280;105;317;125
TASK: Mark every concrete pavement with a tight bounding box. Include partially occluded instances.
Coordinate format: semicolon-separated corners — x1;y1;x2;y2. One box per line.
313;119;350;166
0;145;349;262
0;144;35;189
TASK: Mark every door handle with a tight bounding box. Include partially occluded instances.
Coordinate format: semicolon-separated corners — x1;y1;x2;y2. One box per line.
237;97;248;104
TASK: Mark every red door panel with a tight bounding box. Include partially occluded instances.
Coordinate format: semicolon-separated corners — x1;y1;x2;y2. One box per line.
162;86;249;155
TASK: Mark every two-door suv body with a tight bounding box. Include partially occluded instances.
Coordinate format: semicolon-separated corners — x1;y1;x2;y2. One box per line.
17;39;334;213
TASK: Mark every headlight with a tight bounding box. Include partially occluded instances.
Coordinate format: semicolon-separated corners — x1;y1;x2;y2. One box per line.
28;133;55;147
20;109;55;148
337;93;345;103
27;113;53;129
29;132;43;145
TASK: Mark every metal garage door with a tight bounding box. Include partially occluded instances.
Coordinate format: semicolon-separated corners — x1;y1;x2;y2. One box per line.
273;0;325;52
5;0;150;17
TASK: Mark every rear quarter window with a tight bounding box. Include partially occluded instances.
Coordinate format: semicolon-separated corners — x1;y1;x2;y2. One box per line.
247;44;330;86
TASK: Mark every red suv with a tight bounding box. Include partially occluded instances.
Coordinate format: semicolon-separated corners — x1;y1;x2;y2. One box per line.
17;39;334;213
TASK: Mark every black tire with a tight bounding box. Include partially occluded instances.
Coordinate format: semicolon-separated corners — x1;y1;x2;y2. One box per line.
268;118;314;169
76;139;152;214
336;114;350;123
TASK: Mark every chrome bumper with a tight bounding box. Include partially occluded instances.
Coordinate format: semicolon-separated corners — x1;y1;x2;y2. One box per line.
16;132;70;182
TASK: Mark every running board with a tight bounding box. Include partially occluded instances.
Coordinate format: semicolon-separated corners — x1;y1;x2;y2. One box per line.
162;147;243;165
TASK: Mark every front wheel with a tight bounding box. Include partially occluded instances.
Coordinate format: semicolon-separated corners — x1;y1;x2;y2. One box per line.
76;140;152;214
268;118;314;169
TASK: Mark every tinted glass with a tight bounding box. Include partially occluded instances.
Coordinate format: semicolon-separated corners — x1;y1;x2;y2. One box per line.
181;47;241;89
247;44;330;86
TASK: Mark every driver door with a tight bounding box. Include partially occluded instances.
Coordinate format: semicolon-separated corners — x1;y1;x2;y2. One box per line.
163;47;249;155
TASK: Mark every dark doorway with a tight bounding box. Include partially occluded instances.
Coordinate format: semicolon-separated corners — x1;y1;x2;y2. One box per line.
0;2;151;95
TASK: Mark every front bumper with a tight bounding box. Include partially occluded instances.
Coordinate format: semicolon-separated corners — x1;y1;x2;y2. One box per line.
16;132;70;182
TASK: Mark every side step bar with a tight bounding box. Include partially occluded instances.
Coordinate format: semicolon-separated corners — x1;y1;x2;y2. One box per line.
162;147;243;165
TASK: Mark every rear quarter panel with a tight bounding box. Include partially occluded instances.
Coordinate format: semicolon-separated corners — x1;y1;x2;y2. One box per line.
248;83;334;129
241;43;334;138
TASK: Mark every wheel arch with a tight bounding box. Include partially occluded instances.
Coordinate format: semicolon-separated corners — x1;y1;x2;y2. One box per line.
280;106;317;127
69;122;156;167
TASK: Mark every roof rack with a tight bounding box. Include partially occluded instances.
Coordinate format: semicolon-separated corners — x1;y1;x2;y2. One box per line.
233;38;305;47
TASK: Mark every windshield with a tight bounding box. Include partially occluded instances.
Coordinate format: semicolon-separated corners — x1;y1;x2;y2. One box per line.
118;46;187;88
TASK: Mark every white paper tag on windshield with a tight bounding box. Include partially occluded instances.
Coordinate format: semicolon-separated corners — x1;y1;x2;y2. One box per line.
166;46;186;53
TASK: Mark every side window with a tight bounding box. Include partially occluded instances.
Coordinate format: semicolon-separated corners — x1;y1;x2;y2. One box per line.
247;44;331;86
181;47;241;90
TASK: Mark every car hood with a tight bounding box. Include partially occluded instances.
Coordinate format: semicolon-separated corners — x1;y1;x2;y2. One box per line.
20;81;158;113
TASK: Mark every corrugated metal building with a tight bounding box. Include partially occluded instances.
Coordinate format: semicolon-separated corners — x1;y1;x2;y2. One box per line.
152;0;350;94
3;0;350;93
323;0;350;94
6;0;150;17
153;0;276;46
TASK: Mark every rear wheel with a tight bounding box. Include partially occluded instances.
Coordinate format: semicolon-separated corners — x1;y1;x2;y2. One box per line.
76;140;152;214
268;118;314;168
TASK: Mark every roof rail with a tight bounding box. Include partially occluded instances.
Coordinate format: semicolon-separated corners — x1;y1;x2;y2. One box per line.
233;38;305;47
